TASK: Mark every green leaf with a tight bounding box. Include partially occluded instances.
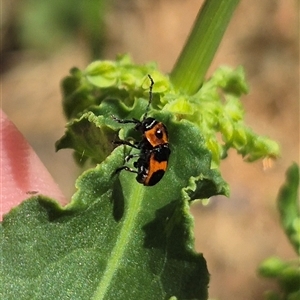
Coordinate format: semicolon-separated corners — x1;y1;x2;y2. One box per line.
2;117;230;299
258;164;300;299
277;163;300;254
60;67;98;120
258;256;289;278
85;60;118;87
288;290;300;300
263;291;281;300
258;256;300;296
55;111;116;165
278;265;300;294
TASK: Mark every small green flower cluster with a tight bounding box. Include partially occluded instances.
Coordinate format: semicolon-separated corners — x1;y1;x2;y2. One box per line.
59;54;279;167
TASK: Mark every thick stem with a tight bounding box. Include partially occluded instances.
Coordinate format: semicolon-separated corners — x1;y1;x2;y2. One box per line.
170;0;241;94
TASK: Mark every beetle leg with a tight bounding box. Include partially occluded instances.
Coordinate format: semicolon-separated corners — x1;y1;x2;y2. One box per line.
125;153;140;162
115;166;138;175
112;115;140;124
113;139;140;150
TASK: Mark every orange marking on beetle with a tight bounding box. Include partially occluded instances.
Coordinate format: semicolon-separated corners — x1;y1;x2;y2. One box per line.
145;122;169;148
144;157;168;186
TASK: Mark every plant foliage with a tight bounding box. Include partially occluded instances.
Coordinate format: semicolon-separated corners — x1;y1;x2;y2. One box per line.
1;0;280;298
258;163;300;300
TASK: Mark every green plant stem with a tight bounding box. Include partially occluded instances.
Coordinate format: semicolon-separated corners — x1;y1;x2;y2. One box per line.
170;0;241;94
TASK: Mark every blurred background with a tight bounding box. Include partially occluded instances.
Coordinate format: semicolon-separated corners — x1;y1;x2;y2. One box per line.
2;0;299;299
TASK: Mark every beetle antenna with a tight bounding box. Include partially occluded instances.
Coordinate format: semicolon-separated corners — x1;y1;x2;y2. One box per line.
144;74;154;119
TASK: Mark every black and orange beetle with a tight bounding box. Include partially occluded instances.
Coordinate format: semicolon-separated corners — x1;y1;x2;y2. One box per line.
113;75;170;186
